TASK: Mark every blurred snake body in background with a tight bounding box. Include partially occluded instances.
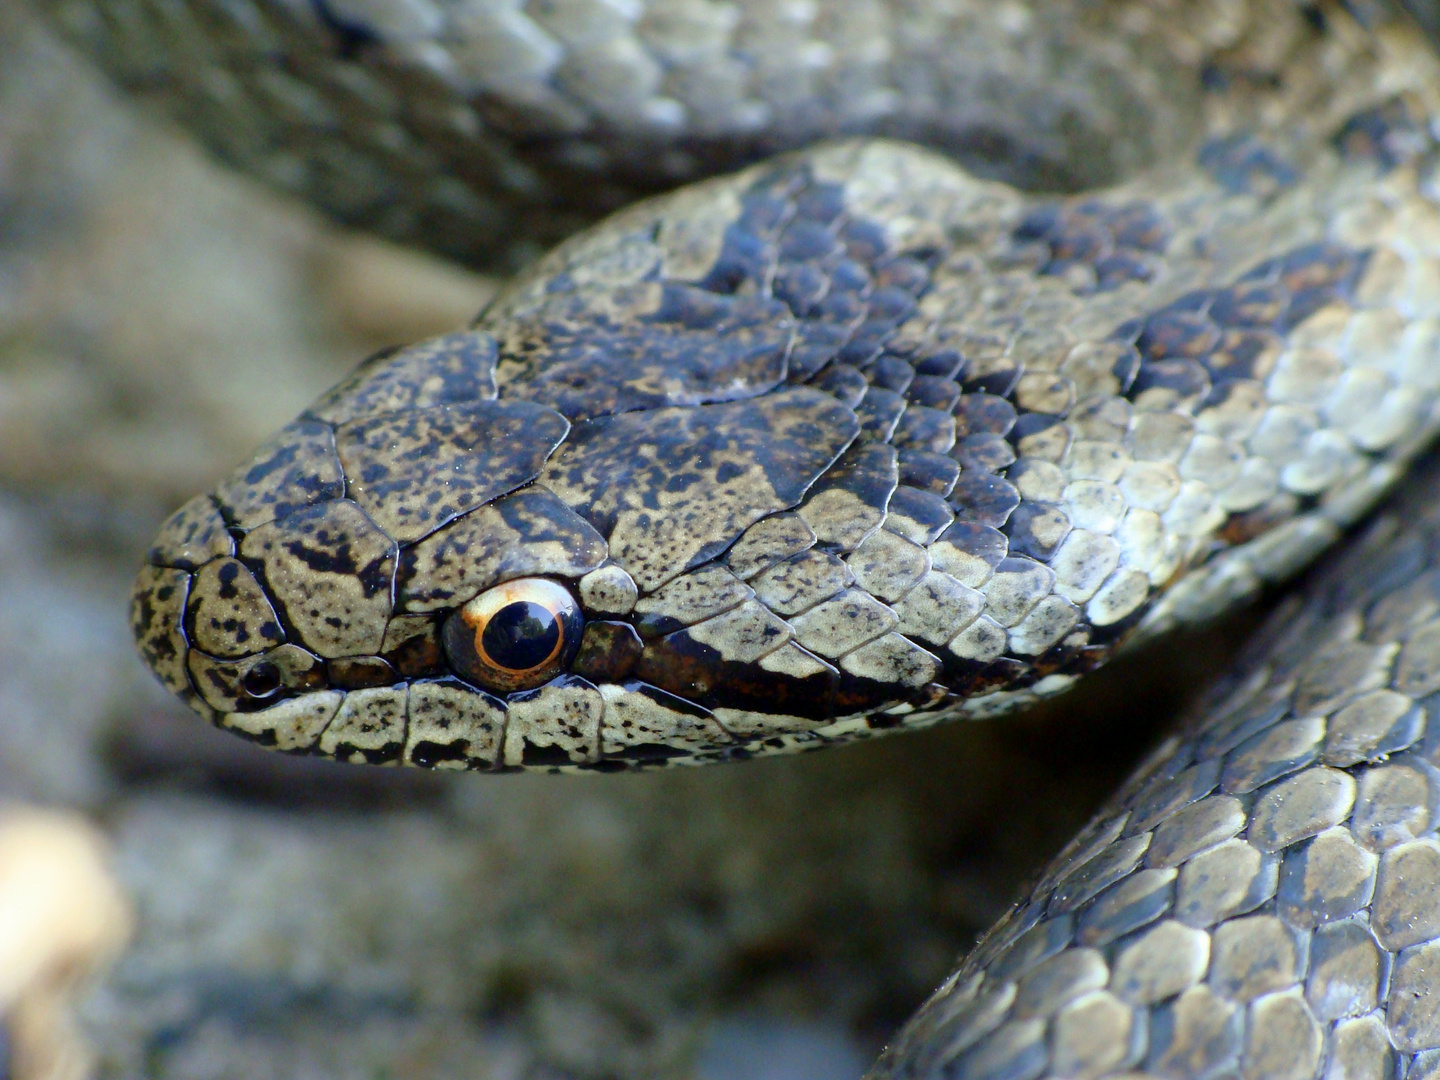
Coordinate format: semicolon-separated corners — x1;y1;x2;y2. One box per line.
36;0;1440;1075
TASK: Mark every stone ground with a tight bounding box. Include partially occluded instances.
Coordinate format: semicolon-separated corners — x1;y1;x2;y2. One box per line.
0;5;1251;1077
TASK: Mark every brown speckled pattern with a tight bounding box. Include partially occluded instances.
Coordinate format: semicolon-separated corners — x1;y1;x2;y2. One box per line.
869;455;1440;1079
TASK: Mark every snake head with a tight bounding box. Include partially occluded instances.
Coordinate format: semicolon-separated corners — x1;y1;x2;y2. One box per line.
130;140;1405;771
127;150;1001;770
128;309;960;769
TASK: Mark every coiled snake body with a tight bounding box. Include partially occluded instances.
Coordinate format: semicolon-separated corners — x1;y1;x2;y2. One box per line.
49;0;1440;1074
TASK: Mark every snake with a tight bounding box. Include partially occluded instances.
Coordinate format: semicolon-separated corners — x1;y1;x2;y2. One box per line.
40;0;1440;1074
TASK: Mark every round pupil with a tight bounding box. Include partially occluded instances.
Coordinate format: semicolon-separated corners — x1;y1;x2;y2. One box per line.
481;601;560;671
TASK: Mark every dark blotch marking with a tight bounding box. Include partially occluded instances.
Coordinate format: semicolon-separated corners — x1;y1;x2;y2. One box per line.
1119;239;1370;408
1004;502;1072;561
410;740;470;768
866;354;916;394
892;407;956;455
1208;281;1287;328
521;742;582;768
855;388;908;441
954;394;1018;438
311;0;381;55
307;333;499;426
691;162;938;425
397;486;606;612
540;387;860;590
886;485;954;542
1198;134;1298;196
636;631;838;720
912;350;965;379
801;442;899;537
948;472;1021;530
384;621;446;679
213;420;345;529
327;656;397;690
215;561;240;598
1013;199;1170;291
571;620;644;683
962;362;1023;398
603;681;720;763
501;283;792;421
898;450;960;497
146;494;235;571
905;376;962;413
1131;359;1211;404
335;400;569;544
810;364;869;408
1334;96;1431;170
936;522;1008;576
1137;310;1220;360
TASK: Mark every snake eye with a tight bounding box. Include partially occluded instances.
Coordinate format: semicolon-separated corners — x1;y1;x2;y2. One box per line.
441;578;583;693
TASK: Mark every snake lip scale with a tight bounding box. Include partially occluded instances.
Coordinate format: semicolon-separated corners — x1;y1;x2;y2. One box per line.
40;0;1440;1074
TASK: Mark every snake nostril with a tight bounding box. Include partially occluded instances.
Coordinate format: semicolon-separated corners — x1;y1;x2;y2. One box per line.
240;662;282;699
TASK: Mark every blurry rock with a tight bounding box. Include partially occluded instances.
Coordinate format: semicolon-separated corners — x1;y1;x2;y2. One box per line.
0;807;132;1080
314;235;498;347
0;496;134;807
696;1018;868;1080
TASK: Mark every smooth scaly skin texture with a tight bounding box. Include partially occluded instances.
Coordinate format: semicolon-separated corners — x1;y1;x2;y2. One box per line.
39;0;1207;270
870;457;1440;1080
98;0;1440;1074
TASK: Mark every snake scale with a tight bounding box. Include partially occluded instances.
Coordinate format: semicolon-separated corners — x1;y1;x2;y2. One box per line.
38;0;1440;1075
